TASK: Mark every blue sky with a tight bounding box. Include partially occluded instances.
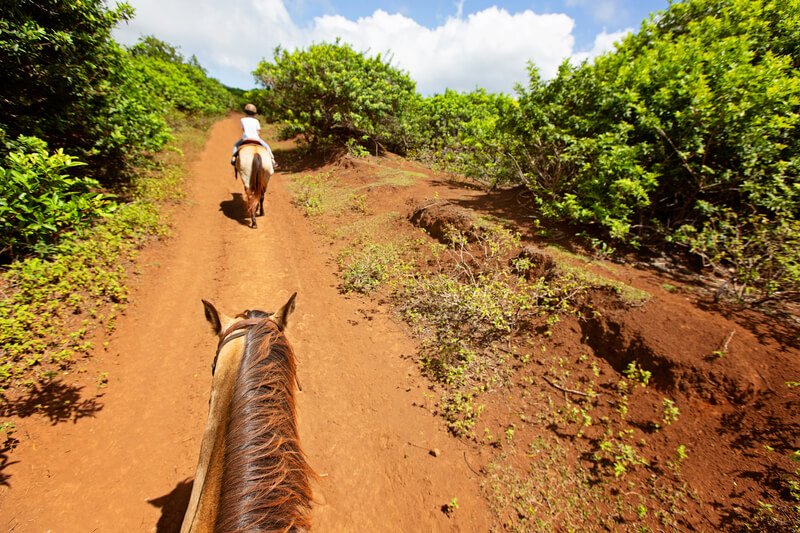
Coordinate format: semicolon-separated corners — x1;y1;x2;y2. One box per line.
114;0;670;94
284;1;664;52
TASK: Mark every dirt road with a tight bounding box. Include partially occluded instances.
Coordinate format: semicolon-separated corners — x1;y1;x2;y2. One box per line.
0;115;488;531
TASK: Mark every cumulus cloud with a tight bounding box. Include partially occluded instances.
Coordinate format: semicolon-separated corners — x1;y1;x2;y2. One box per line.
114;0;300;86
113;0;626;94
306;8;574;94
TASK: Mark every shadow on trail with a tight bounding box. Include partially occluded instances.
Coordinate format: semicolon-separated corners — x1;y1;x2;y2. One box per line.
272;145;341;174
149;478;193;532
0;380;104;425
444;184;586;253
0;446;20;487
0;379;103;487
219;193;249;226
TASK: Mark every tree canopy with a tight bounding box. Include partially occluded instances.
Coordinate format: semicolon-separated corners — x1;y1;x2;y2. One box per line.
253;41;417;153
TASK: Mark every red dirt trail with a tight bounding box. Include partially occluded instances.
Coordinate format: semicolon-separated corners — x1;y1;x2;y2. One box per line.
0;115;488;531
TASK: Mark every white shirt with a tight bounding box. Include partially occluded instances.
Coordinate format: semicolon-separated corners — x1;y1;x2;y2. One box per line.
241;117;261;140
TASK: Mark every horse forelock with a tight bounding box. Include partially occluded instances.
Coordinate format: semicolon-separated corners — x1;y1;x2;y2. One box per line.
216;319;313;532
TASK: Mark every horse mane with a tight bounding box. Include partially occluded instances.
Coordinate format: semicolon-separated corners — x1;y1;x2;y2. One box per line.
248;153;267;216
216;319;313;532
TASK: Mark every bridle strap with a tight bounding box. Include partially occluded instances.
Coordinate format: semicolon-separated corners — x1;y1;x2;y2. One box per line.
212;318;264;375
210;316;303;392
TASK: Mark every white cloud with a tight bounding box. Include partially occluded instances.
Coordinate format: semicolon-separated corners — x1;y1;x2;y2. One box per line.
454;0;465;19
113;1;626;94
114;0;300;86
305;8;574;94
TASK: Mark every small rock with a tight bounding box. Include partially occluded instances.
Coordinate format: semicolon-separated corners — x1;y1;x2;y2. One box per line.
430;448;441;458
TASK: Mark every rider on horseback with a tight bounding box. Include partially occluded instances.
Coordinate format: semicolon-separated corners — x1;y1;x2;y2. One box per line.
230;103;276;167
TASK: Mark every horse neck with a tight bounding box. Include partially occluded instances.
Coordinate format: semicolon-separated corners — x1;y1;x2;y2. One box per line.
215;323;313;532
181;336;246;533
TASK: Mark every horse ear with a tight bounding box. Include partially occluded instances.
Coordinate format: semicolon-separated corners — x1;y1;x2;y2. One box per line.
202;299;222;335
272;292;297;331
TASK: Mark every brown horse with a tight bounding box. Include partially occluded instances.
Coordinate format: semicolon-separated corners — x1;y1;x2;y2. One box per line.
235;143;274;228
181;293;313;532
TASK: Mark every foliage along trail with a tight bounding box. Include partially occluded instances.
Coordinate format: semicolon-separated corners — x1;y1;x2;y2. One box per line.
0;115;488;532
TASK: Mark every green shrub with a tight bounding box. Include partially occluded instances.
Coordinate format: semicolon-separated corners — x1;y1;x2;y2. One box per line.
128;36;235;115
0;136;115;258
339;243;399;294
0;1;171;179
0;200;162;393
499;0;800;302
675;211;800;303
407;89;520;187
509;0;800;241
396;227;587;435
0;5;233;185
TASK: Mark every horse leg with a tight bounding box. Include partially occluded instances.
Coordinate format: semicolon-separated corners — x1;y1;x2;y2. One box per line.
259;194;265;216
251;214;257;229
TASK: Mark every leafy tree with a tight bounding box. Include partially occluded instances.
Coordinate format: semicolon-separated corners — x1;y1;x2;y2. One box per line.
506;62;659;239
128;36;235;115
0;0;163;175
0;3;234;258
253;41;417;153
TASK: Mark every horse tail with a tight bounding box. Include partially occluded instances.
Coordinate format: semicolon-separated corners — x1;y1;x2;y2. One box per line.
247;153;265;216
253;154;268;199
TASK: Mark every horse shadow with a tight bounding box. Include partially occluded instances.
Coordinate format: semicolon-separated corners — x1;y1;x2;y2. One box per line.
219;193;249;226
148;478;194;532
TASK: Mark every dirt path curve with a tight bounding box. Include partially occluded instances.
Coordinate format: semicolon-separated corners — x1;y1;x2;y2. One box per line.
0;115;488;532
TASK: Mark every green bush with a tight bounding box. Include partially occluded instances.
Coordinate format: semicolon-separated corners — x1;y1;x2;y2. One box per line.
500;0;800;301
0;200;162;393
676;211;800;302
339;243;399;294
253;41;417;152
407;89;519;187
0;5;234;185
0;136;114;258
396;227;587;434
0;0;170;177
128;36;235;115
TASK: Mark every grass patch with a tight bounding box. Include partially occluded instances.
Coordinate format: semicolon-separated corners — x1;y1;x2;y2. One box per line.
338;242;403;294
545;245;651;305
484;438;605;532
371;168;425;187
332;212;400;242
290;171;363;216
396;226;588;436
